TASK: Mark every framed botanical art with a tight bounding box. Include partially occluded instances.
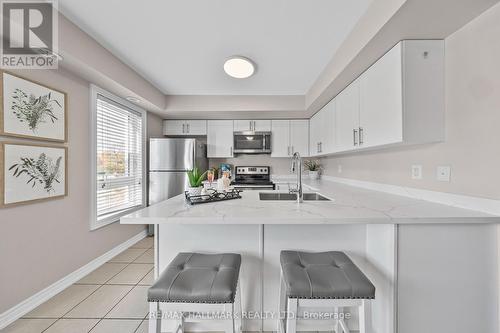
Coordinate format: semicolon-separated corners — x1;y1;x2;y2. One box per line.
0;71;67;142
1;142;67;207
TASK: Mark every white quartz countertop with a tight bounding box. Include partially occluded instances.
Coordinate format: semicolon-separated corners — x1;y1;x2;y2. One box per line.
120;178;500;225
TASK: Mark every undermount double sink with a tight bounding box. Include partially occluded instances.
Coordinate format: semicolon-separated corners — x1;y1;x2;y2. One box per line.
259;192;331;201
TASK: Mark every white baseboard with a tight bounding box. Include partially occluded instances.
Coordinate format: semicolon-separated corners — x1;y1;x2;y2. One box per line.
0;229;148;330
321;175;500;216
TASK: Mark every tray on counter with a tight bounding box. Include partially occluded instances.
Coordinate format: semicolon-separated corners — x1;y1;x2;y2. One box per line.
184;188;242;205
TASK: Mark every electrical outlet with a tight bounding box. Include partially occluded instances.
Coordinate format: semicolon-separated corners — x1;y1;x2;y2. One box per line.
411;165;422;180
436;166;451;182
338;165;342;173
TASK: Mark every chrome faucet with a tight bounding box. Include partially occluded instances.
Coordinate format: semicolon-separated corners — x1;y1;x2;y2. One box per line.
289;152;303;203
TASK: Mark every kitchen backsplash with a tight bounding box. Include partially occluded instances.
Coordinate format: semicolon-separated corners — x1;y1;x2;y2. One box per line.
210;155;292;176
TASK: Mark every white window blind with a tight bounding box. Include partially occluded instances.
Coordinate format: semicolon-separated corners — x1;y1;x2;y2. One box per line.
95;93;144;221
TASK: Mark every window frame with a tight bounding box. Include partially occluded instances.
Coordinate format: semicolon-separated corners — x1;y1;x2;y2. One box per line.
89;85;147;230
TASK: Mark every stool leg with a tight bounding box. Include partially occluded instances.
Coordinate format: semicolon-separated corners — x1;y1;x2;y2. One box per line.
285;298;297;333
177;312;184;333
359;299;371;333
149;302;161;333
334;306;341;333
278;270;286;333
235;282;242;332
224;303;235;333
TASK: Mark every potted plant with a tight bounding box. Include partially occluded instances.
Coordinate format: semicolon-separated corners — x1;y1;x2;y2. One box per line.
186;167;207;196
304;160;321;180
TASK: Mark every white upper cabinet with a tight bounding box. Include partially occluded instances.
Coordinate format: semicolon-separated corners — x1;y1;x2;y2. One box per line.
290;120;309;157
309;111;321;156
163;120;207;136
271;120;290;157
320;100;336;154
234;120;271;132
332;40;444;154
309;99;335;156
185;120;208;135
359;42;403;148
272;120;309;157
207;120;234;158
335;79;360;152
163;120;185;136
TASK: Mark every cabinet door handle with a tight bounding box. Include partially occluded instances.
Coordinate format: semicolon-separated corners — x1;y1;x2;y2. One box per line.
291;146;294;154
187;123;190;133
230;146;233;156
249;121;252;131
182;123;185;134
320;142;322;153
287;146;290;156
359;127;364;145
353;129;358;146
253;121;256;131
317;143;319;153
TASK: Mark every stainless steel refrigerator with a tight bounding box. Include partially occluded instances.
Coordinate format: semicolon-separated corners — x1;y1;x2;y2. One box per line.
148;138;207;235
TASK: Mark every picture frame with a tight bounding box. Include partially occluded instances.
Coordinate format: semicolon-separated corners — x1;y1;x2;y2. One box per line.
0;71;67;142
0;142;68;207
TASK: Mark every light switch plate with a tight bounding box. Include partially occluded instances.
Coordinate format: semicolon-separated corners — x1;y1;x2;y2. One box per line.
437;166;451;182
338;165;342;173
411;165;422;180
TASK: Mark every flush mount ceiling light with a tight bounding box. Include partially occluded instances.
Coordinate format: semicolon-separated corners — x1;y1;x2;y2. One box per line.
223;56;256;79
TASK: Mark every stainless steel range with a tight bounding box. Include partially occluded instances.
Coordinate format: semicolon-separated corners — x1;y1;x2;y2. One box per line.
232;166;275;191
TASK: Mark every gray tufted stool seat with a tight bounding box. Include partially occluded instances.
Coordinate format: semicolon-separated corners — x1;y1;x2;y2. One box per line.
148;252;242;333
148;252;241;304
280;250;375;300
279;251;375;333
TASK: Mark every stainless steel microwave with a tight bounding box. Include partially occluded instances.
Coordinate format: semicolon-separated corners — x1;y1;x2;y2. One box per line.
233;131;272;154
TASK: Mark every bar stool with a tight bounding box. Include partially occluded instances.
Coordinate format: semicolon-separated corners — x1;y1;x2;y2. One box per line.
278;251;375;333
148;252;242;333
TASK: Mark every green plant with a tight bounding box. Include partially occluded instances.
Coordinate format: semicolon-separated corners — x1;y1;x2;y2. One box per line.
187;167;207;187
303;159;321;171
11;89;62;132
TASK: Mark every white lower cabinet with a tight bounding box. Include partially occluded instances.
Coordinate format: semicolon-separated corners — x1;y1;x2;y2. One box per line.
207;120;233;158
271;120;309;157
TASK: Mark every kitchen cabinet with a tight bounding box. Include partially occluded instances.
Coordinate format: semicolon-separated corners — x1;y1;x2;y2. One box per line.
271;120;309;157
309;99;335;156
290;120;309;157
333;40;444;154
335;79;360;152
359;42;403;148
207;120;234;158
270;120;289;157
234;120;271;132
163;120;207;136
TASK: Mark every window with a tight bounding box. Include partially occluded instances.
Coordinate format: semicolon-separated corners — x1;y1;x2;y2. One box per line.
90;85;146;229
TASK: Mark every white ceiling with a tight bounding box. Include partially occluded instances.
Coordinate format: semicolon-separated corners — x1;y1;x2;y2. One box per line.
58;0;372;96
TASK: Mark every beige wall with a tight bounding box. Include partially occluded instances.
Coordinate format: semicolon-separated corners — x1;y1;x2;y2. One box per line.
320;2;500;200
0;68;162;313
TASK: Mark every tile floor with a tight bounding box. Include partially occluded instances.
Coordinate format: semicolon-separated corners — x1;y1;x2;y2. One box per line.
2;237;154;333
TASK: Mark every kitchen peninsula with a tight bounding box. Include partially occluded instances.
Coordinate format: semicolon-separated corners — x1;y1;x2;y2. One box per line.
121;179;499;333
